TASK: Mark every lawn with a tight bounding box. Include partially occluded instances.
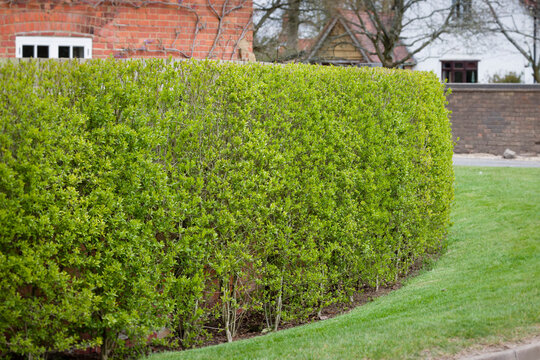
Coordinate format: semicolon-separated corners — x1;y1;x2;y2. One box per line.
149;166;540;360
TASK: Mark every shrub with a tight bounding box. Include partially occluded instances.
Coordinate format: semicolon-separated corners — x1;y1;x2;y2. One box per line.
488;71;523;83
0;61;180;359
0;59;453;358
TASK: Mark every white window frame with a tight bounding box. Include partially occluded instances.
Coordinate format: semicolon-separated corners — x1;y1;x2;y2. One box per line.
16;36;92;59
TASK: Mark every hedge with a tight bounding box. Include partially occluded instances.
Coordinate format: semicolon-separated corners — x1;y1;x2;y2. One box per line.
0;59;454;359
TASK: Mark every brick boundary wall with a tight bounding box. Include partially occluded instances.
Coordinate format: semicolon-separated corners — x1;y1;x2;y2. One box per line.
446;84;540;156
0;0;253;60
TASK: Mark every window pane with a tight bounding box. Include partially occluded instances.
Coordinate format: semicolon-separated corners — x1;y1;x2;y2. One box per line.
466;70;477;83
442;71;450;82
454;62;464;69
37;45;49;58
454;71;464;83
443;62;452;69
59;46;70;58
22;45;34;58
73;46;84;58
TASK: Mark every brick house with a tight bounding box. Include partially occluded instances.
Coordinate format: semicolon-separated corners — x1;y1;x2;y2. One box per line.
300;10;414;69
0;0;254;61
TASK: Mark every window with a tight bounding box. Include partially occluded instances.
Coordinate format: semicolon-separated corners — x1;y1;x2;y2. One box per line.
16;37;92;59
21;45;49;58
452;0;472;20
441;60;478;83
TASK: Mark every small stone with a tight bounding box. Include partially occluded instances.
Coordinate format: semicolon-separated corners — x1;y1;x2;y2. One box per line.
503;149;517;159
318;313;329;320
155;327;171;339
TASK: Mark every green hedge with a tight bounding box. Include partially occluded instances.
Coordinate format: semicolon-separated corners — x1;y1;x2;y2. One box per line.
0;59;453;359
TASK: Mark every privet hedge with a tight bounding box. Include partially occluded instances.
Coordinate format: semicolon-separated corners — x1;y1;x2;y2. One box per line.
0;60;454;359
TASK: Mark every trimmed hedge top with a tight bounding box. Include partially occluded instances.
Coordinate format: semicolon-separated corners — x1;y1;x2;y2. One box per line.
0;59;453;359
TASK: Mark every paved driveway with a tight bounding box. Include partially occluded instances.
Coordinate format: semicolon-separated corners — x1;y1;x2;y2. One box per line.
453;155;540;168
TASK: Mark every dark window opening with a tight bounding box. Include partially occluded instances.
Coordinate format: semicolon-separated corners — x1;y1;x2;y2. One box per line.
58;45;85;59
59;46;70;58
466;70;476;83
73;46;84;58
441;60;478;83
37;45;49;58
22;45;34;58
442;70;450;83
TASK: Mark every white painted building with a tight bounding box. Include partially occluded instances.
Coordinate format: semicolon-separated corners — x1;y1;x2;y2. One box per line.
407;0;538;83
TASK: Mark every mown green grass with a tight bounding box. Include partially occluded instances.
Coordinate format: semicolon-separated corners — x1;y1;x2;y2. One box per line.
150;167;540;360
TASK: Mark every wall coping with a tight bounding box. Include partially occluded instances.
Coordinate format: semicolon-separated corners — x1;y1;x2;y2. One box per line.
446;83;540;92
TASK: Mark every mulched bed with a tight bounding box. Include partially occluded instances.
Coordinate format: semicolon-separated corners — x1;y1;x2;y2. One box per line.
195;283;402;349
157;256;430;354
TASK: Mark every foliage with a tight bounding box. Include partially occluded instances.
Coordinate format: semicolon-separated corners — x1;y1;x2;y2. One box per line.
488;71;523;83
0;60;181;360
150;166;540;360
0;59;453;359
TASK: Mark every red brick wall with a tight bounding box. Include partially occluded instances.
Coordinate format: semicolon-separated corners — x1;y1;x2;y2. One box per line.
0;0;253;60
447;84;540;156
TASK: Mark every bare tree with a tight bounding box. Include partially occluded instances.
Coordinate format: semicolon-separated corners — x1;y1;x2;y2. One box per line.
254;0;475;67
285;0;301;51
253;0;332;61
253;0;286;40
338;0;459;68
484;0;540;82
